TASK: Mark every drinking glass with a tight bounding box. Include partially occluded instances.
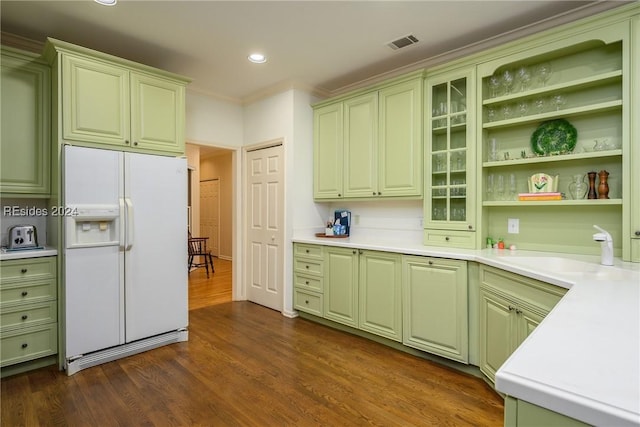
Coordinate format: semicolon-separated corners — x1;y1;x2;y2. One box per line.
501;69;515;95
496;174;506;201
508;174;517;200
502;103;513;120
486;106;497;122
486;174;495;200
488;138;499;162
488;75;501;98
537;62;552;86
517;66;532;91
551;94;566;111
534;98;546;114
517;100;529;117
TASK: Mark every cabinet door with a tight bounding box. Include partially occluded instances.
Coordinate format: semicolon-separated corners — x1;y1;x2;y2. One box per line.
62;54;130;146
313;103;344;199
631;16;640;262
0;49;50;195
359;251;402;341
515;305;545;347
130;72;185;153
402;256;468;362
343;93;378;198
479;287;516;382
324;247;358;327
378;78;423;197
425;68;476;234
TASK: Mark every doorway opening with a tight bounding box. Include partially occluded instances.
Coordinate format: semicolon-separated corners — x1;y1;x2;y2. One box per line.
186;143;236;310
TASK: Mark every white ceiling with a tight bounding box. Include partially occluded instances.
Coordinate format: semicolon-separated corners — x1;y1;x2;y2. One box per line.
0;1;629;104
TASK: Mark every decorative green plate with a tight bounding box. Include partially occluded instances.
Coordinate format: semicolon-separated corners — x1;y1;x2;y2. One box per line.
530;119;577;155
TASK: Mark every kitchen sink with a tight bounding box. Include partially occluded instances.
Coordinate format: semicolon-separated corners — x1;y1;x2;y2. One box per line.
506;256;639;282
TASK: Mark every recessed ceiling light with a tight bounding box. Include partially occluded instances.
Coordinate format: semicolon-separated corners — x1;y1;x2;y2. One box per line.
94;0;117;6
248;53;267;64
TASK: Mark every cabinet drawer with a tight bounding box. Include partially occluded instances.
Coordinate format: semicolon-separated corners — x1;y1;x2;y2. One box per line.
423;229;476;249
294;289;323;317
294;243;323;259
0;301;57;332
1;324;57;367
294;258;323;276
294;273;323;293
0;257;56;283
0;279;56;308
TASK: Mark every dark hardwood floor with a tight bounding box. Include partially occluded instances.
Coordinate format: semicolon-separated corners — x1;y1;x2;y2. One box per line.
2;259;503;425
1;298;503;426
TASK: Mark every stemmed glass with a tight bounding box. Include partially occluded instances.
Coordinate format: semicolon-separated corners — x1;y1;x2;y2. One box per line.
508;174;517;200
501;69;515;95
517;100;529;117
496;174;506;201
537;62;552;87
517;66;532;91
534;98;546;114
488;75;501;98
551;94;566;111
502;103;513;120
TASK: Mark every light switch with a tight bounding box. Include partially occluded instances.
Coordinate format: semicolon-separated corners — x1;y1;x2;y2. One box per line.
508;218;519;234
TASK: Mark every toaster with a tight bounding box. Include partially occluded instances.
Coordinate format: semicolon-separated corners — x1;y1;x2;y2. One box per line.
7;225;38;249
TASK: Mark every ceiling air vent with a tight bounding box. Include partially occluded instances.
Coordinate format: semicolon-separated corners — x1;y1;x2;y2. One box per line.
387;34;419;50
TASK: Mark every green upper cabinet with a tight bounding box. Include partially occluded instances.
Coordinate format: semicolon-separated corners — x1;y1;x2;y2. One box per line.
402;256;468;363
630;15;640;262
61;54;129;147
424;66;477;249
344;93;377;198
358;250;402;342
313;103;343;198
313;72;423;200
377;78;423;197
44;38;189;156
0;47;50;196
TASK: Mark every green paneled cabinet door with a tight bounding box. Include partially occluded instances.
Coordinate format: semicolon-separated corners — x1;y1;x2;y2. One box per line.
402;256;468;363
131;72;185;153
324;247;358;327
631;15;640;262
62;54;130;147
358;251;402;342
478;265;564;383
378;78;423;197
313;103;343;199
344;93;378;198
0;47;50;195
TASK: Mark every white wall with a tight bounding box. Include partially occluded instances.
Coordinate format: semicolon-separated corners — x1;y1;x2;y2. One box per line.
186;91;243;147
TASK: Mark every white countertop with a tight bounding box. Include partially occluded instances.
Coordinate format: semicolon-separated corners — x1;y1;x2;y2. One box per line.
0;247;58;260
293;233;640;426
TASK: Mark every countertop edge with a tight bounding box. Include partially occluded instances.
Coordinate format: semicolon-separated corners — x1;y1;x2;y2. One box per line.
0;247;58;260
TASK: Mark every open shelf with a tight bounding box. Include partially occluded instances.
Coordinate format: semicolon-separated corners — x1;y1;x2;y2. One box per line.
482;198;622;207
483;149;622;167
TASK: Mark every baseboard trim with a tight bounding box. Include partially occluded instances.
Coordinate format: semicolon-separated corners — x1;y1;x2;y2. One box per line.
65;329;188;375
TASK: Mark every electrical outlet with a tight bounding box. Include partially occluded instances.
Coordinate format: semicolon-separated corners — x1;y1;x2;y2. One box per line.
508;218;519;234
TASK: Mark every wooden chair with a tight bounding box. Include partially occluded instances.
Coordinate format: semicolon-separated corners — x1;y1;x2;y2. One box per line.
188;233;215;278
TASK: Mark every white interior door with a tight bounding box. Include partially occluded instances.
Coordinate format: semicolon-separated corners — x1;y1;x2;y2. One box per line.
200;178;220;257
245;144;284;311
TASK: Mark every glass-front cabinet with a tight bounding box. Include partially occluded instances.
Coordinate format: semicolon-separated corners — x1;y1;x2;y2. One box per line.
424;67;476;248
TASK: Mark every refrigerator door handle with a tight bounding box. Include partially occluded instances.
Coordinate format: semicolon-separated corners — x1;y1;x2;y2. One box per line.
125;198;134;251
119;199;126;251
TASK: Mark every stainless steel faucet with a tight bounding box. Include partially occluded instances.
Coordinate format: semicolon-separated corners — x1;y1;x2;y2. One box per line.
593;225;614;266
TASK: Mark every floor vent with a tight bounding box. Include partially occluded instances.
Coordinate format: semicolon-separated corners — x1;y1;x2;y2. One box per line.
387;34;419;50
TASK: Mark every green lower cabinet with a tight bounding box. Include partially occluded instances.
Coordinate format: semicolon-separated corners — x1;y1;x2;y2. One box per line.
478;265;566;383
504;396;590;427
324;247;359;328
402;256;468;363
358;251;402;342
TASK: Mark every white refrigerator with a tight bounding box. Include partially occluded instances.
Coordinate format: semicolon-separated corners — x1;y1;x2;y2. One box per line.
63;145;188;374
